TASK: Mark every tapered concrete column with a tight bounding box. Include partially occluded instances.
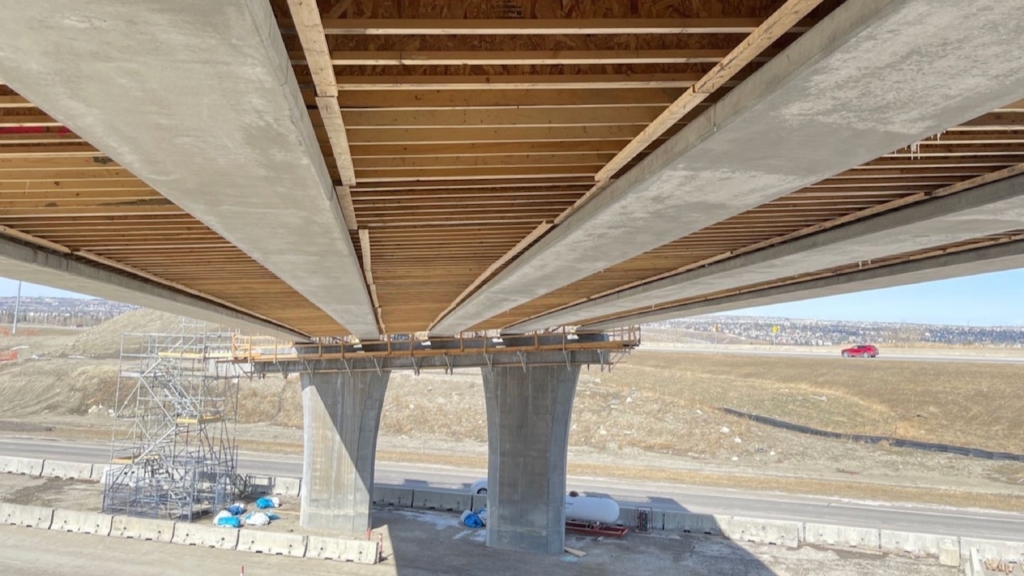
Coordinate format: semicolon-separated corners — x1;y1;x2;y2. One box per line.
301;371;390;535
482;364;579;554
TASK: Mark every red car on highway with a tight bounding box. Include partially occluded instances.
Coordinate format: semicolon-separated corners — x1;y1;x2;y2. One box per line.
841;344;879;358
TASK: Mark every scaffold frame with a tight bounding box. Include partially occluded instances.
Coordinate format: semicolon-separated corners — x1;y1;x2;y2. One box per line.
102;317;242;520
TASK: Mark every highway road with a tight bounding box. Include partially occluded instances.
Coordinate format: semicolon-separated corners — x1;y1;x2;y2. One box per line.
640;344;1024;364
2;436;1023;542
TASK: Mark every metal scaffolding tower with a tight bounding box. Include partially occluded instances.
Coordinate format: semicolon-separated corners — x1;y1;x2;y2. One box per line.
102;318;242;520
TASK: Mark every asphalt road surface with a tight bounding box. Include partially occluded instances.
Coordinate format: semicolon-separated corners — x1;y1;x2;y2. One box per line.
1;436;1022;541
640;345;1024;364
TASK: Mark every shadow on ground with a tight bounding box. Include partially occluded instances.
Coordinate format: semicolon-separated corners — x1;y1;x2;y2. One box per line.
372;496;776;576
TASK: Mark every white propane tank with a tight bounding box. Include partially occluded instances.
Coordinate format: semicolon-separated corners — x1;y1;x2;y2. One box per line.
564;493;619;524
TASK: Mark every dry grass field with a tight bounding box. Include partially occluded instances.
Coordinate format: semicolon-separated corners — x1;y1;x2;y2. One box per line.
1;311;1022;511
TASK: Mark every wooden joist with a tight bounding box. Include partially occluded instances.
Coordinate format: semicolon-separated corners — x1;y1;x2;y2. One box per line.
299;49;744;66
299;17;817;36
595;0;826;181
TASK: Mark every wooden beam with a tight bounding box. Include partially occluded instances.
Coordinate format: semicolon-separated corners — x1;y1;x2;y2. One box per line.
302;18;817;36
345;125;663;145
0;95;33;108
0;168;137;181
358;227;385;335
333;107;662;129
334;88;686;110
0;115;62;127
0;133;84;144
428;221;552;332
285;0;337;97
354;165;599;182
594;0;826;181
331;73;707;91
0;144;101;157
335;185;357;230
351;153;613;169
353;177;593;191
349;140;628;158
306;49;740;66
316;95;357;184
286;0;357;186
0;156;115;170
958;112;1024;128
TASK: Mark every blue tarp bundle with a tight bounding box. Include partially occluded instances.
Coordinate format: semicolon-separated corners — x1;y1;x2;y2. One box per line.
216;515;242;528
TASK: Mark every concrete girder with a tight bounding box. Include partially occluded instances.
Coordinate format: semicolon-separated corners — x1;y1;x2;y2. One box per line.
579;240;1024;331
505;175;1024;333
431;0;1024;335
0;235;306;341
0;0;379;339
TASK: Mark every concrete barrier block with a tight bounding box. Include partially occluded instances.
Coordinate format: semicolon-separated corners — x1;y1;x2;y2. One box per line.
615;505;638;528
723;517;801;548
411;489;471;512
89;465;110;482
172;523;239;550
50;509;113;536
236;529;307;557
373;486;414;508
663;511;723;535
939;544;960;567
306;535;379;564
0;503;54;529
0;456;43;476
804;523;881;549
271;476;301;497
959;537;1024;563
111;516;175;543
880;530;956;557
41;460;94;480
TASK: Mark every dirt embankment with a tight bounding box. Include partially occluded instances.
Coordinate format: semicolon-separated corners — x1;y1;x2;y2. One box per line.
1;311;1023;510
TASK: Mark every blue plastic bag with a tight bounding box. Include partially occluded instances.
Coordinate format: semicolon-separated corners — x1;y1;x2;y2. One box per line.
255;497;276;509
460;510;483;528
216;515;242;528
227;504;245;515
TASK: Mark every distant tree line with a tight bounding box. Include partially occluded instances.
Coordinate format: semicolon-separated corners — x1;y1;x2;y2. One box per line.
0;297;135;328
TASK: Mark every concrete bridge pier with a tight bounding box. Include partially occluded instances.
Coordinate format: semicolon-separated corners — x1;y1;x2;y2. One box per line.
482;363;580;554
300;371;390;535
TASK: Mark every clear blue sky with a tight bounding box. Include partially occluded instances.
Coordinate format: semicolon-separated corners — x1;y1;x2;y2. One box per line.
3;268;1024;326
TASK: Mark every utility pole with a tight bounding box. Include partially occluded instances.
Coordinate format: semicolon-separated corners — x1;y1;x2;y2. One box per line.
12;281;21;335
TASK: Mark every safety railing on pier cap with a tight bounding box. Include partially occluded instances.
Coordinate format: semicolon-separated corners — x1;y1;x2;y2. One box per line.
231;326;640;363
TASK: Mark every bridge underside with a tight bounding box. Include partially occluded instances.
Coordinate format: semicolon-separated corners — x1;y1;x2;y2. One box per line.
2;0;1024;341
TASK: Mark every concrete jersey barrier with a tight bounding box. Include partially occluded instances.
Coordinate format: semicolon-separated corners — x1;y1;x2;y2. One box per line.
804;523;881;549
111;515;175;543
0;456;43;476
0;503;54;529
306;534;380;564
721;516;802;548
172;523;240;550
411;489;472;512
880;530;958;557
51;509;114;536
41;460;94;480
236;529;307;557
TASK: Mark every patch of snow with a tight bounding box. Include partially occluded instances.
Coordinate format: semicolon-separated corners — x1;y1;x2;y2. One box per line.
393;510;461;530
